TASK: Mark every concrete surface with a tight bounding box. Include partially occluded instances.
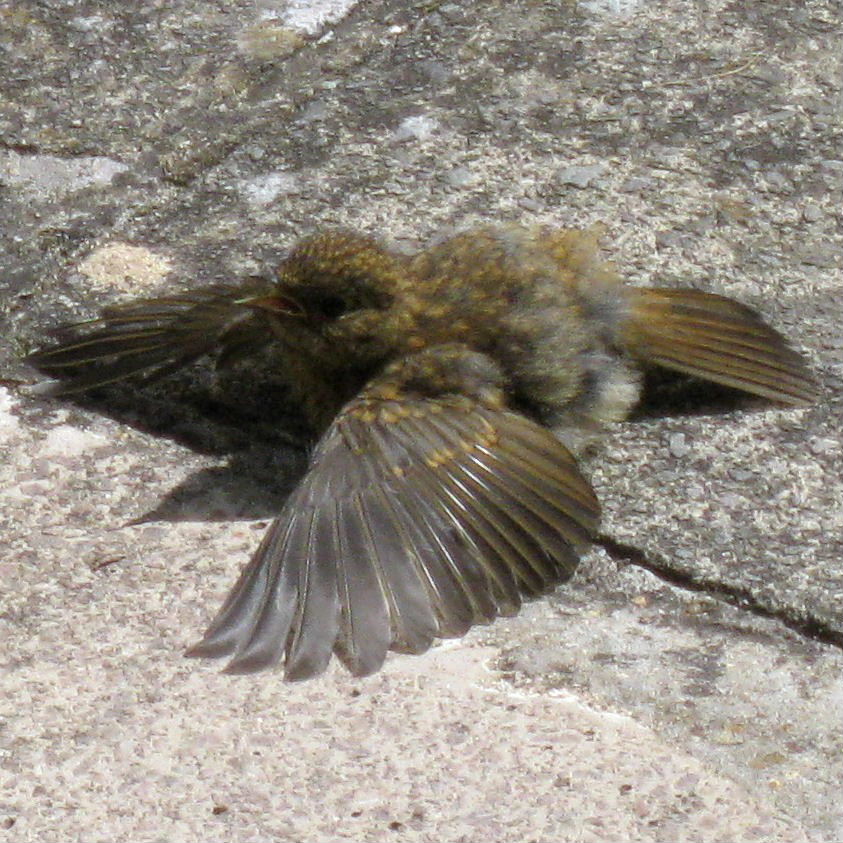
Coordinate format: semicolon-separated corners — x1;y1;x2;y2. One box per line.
1;0;841;840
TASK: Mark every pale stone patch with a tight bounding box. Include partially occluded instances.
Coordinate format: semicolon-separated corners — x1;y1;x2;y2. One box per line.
262;0;360;35
0;150;128;197
77;243;173;295
43;425;108;457
0;387;21;434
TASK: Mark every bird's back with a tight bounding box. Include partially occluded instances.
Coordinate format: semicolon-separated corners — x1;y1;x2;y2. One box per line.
406;225;639;449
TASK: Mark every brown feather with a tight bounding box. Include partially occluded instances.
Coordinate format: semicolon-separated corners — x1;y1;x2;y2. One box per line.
621;288;819;405
25;283;272;393
188;348;600;680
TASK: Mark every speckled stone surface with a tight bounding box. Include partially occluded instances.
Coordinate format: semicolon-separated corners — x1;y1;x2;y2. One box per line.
2;0;841;840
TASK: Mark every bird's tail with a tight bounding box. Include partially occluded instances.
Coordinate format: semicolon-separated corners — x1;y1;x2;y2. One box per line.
25;280;273;394
618;287;819;405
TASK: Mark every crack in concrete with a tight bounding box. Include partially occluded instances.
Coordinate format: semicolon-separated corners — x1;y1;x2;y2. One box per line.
0;140;109;160
0;140;40;155
596;534;843;651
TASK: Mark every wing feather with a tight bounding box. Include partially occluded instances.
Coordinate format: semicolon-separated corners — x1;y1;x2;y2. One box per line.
26;283;272;393
189;373;599;679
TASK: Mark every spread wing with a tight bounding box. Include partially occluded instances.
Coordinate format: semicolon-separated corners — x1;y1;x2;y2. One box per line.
187;354;600;681
623;288;819;405
25;281;273;393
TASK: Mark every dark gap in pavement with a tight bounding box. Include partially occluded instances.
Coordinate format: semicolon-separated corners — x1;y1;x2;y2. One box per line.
596;534;843;651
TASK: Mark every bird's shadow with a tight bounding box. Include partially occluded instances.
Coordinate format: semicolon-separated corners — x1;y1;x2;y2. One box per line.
26;365;774;527
38;362;311;525
129;452;305;524
631;368;752;421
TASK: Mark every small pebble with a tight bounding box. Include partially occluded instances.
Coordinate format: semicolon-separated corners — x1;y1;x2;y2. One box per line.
668;432;690;458
802;204;822;223
557;163;606;188
809;437;838;455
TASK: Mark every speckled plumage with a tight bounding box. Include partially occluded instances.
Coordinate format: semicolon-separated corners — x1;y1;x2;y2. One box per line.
27;224;818;680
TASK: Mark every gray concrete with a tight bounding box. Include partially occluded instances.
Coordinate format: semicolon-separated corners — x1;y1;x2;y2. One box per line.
1;0;841;839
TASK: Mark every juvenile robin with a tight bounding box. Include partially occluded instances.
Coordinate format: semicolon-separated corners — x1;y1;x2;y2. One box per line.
27;224;819;680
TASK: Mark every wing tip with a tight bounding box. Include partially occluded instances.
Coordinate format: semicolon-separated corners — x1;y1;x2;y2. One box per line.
625;287;821;407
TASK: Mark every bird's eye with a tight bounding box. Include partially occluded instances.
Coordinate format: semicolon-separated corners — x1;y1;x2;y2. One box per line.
313;293;348;320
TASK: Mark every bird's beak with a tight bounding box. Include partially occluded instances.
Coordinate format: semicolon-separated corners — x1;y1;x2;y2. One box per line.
237;291;306;318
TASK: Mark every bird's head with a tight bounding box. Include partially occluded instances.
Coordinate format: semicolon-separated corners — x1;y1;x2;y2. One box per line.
244;230;413;369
